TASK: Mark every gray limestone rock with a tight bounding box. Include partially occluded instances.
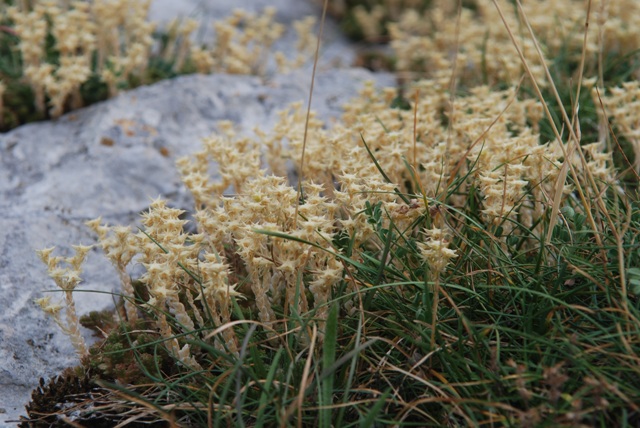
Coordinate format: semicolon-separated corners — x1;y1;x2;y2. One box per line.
0;68;396;426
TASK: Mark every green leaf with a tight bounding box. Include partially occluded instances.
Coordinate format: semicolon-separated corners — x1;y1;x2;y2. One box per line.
359;389;391;428
320;303;339;428
255;348;284;428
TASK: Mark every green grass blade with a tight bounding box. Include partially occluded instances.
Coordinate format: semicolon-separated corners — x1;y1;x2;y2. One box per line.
360;133;411;204
320;303;339;428
255;347;284;428
359;389;391;428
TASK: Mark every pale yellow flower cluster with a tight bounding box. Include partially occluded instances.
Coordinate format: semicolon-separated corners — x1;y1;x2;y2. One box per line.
353;5;387;40
337;81;553;232
389;1;546;86
174;82;564;331
88;199;241;365
523;0;640;72
259;99;419;247
85;218;139;323
188;8;315;76
4;2;315;119
325;0;425;39
161;18;200;72
36;244;92;356
580;141;617;186
596;81;640;174
179;127;348;325
417;227;457;276
6;0;155;117
380;0;640;86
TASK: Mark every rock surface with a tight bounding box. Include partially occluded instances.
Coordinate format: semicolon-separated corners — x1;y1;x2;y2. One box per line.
0;1;394;423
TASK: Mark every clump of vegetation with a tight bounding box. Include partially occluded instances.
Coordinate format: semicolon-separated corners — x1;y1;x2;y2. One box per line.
24;0;640;426
0;1;315;132
329;0;640;178
323;0;433;41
